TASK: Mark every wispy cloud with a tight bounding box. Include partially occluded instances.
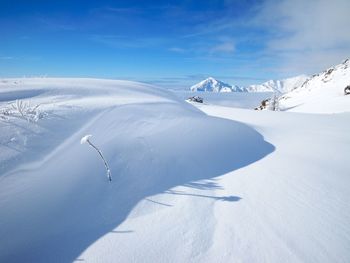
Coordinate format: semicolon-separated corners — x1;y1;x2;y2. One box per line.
89;34;168;49
3;0;347;81
252;0;350;74
37;17;77;31
168;47;186;53
0;56;15;60
210;41;235;54
177;0;350;75
256;0;350;51
98;7;142;15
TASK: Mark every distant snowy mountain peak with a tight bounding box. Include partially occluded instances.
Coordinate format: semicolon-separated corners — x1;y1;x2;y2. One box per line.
247;75;308;93
190;77;245;92
190;77;229;92
190;75;309;94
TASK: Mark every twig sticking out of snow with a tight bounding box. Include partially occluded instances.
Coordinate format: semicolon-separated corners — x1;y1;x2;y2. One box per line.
80;135;112;182
9;100;43;122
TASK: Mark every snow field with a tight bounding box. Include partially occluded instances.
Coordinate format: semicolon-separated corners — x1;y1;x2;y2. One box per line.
0;77;349;262
0;78;272;262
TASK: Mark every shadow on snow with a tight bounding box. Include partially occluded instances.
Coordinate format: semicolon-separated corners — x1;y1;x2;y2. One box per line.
0;103;275;262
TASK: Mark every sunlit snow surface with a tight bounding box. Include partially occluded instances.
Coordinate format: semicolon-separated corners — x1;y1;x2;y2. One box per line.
278;59;350;113
0;78;349;262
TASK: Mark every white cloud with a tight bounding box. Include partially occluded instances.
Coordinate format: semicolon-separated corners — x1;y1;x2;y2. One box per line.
0;56;14;60
89;35;168;49
255;0;350;74
168;47;186;53
211;42;235;54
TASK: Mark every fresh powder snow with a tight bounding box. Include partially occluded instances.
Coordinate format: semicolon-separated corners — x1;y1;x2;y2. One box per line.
0;76;349;263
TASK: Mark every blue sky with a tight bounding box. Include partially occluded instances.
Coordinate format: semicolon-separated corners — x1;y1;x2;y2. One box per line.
1;0;349;88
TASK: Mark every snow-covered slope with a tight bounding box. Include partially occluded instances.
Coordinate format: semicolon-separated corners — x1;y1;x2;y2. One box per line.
190;77;244;92
1;78;349;262
0;78;175;175
0;78;272;262
247;75;308;93
279;59;350;113
195;104;350;263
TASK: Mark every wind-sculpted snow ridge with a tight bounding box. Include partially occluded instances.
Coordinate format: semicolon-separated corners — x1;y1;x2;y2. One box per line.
278;59;350;113
0;78;274;262
0;78;177;175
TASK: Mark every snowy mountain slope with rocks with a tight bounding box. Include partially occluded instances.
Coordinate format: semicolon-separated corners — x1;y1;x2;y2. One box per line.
279;59;350;113
1;77;350;262
190;77;244;92
247;75;308;93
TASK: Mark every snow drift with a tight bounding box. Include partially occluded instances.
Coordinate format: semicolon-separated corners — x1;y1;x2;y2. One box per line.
0;78;273;262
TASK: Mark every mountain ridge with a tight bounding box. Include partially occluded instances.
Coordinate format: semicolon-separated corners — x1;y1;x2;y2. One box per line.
246;75;309;93
190;75;309;94
190;77;245;93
